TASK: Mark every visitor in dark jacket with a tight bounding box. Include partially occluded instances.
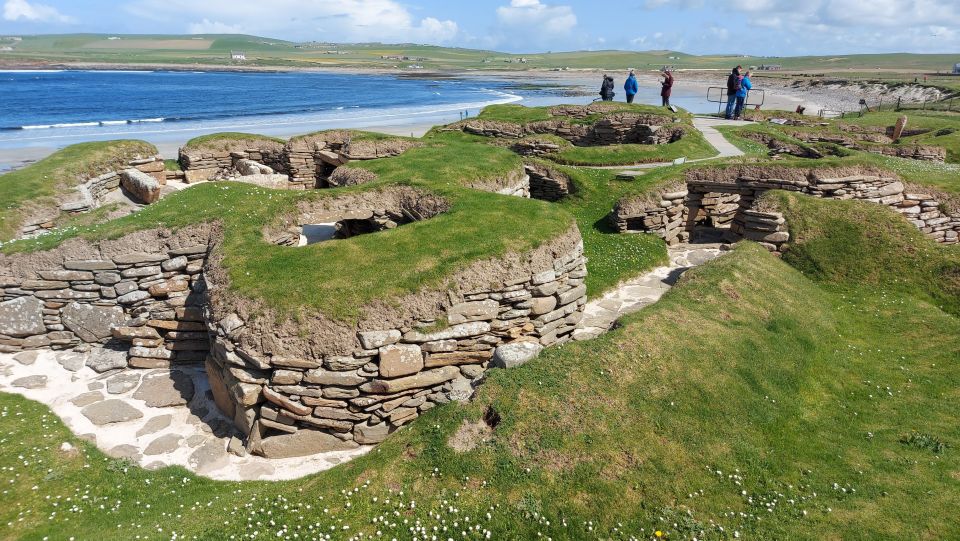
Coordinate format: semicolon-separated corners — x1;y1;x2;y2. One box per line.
624;70;638;104
724;66;741;119
600;75;615;101
660;70;674;107
734;70;752;120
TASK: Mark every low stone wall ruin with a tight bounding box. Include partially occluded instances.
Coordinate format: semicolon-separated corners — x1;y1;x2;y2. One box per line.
0;225;213;358
178;133;417;190
20;156;167;239
457;113;685;147
179;142;288;184
612;166;960;251
524;163;574;202
790;132;946;162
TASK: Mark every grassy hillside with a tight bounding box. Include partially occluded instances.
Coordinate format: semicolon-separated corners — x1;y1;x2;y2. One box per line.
2;194;958;539
2;34;959;73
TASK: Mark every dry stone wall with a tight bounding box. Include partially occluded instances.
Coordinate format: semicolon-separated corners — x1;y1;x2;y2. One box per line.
0;226;212;358
179;144;287;184
458;113;684;147
524;163;573;202
203;227;587;458
612;166;960;249
791;132;946;162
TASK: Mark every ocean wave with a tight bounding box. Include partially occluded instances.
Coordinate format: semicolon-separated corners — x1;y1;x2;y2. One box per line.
0;69;64;73
16;118;167;130
1;88;525;142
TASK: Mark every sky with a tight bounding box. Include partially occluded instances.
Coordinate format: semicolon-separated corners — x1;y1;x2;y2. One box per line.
1;0;959;56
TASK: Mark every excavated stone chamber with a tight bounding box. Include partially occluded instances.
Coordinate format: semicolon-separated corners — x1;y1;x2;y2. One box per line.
611;165;960;252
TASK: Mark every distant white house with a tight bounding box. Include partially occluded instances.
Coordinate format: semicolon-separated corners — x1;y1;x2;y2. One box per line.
954;63;960;75
107;36;120;41
231;51;246;61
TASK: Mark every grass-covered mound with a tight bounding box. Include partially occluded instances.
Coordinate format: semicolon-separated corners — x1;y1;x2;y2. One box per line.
3;195;958;539
0;140;157;241
470;103;717;166
181;132;285;153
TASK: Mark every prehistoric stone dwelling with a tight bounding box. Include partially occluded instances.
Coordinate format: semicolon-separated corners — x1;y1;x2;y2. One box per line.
611;165;960;252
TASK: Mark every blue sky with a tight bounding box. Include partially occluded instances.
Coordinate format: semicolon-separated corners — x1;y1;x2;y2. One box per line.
2;0;959;56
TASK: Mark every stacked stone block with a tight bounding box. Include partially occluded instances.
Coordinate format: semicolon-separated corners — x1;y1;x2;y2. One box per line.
0;242;210;358
459;112;683;148
611;168;960;247
524;164;573;202
203;240;588;457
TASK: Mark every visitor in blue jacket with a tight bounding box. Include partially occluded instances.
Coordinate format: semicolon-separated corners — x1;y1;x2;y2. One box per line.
624;70;638;104
735;70;752;120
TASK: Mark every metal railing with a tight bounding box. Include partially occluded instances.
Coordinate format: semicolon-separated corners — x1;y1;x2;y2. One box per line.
706;86;766;115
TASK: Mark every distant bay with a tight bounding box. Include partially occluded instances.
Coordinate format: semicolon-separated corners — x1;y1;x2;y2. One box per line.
0;70;592;150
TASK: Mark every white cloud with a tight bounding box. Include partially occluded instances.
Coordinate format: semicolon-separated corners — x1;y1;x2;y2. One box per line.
3;0;74;23
490;0;577;50
496;0;576;35
642;0;960;54
188;19;243;35
124;0;458;44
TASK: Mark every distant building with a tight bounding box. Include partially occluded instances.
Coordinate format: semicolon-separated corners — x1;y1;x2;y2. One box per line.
759;64;782;71
107;36;120;40
231;51;246;61
954;63;960;75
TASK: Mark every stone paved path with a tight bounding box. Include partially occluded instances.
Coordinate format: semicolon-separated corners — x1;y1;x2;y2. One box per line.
573;243;724;340
691;117;749;158
0;349;370;481
607;117;750;179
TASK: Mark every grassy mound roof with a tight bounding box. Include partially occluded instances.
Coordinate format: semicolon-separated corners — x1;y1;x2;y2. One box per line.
3;195;958;539
0;140;157;241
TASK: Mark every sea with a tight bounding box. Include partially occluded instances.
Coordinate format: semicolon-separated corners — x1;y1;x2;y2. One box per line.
0;70;716;170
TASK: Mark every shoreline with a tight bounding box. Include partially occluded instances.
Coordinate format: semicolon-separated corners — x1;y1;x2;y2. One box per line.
0;68;833;171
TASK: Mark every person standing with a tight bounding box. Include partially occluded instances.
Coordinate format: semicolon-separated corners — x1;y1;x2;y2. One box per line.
725;65;741;119
624;70;638;104
599;74;615;101
735;70;752;120
660;70;674;107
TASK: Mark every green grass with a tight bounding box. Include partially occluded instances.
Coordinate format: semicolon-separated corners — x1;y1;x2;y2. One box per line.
476;103;555;123
549;131;716;166
773;191;960;316
553;165;667;296
182;132;286;152
0;140;157;241
2;195;958;539
718;114;960;194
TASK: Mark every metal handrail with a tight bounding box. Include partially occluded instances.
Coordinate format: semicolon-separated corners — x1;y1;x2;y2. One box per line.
706;86;766;115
